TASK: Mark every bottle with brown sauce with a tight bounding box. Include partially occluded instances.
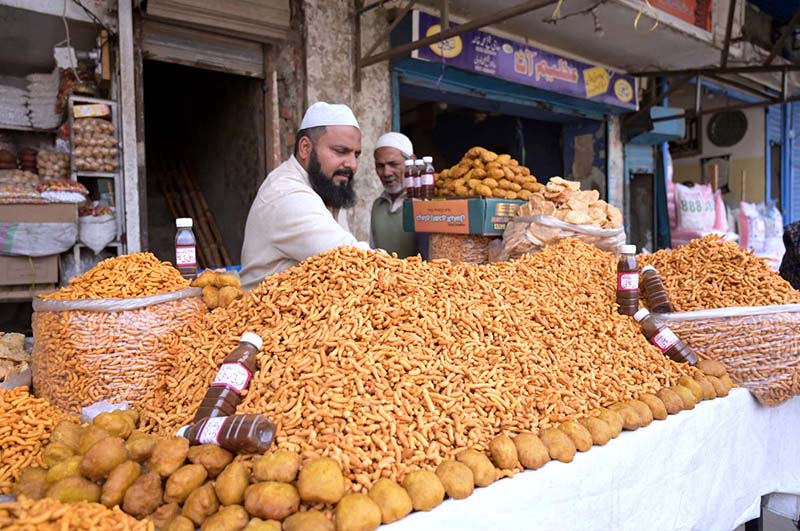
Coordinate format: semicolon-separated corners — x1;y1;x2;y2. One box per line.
616;244;639;316
192;333;263;423
633;308;698;365
178;414;276;454
641;265;675;313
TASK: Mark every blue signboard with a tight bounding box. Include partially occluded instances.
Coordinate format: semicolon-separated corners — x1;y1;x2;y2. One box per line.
411;11;638;110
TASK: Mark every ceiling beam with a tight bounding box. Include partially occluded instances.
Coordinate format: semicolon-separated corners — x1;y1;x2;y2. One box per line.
764;7;800;66
359;0;560;68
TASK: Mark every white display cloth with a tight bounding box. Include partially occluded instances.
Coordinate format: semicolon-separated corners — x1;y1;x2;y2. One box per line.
383;389;800;531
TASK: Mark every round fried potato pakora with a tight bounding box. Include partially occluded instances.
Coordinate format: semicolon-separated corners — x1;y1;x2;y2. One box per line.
297;457;345;505
244;482;299;521
456;449;495;487
368;478;413;524
402;470;445;511
335;493;382;531
435;460;474;499
252;450;301;483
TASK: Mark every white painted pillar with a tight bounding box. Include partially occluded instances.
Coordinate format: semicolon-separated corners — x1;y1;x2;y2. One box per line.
118;0;141;252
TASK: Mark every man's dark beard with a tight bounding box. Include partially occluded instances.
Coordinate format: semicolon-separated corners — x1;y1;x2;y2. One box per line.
307;149;356;209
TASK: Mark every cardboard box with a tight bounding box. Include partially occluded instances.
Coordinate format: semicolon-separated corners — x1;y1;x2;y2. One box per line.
403;198;526;235
0;203;78;224
0;254;59;286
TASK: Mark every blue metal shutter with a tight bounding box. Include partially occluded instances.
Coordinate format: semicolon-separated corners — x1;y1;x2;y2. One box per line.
791;104;800;223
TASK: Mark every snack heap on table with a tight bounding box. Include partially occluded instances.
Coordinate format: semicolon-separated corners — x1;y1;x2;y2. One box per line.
4;231;799;530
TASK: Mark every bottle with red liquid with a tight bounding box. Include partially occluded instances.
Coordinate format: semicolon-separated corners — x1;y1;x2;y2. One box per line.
641;265;675;313
403;160;416;199
175;218;197;280
633;308;698;365
192;333;263;423
420;156;436;200
178;414;276;454
616;244;639;316
414;160;425;200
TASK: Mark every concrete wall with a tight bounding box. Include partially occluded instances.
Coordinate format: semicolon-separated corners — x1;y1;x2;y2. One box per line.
302;0;392;241
671;86;766;203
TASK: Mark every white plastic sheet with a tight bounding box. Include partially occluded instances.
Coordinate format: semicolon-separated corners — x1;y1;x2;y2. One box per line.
382;389;800;531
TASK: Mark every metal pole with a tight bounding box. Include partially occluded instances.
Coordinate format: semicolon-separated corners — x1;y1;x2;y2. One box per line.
441;0;450;30
360;0;559;68
765;7;800;66
695;76;702;115
632;64;800;77
361;0;418;63
705;73;779;101
720;0;737;68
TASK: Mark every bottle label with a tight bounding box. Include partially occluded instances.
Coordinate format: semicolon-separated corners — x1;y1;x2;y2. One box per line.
211;362;252;394
403;177;414;189
421;173;435;186
651;328;680;353
617;272;639;291
413;176;421;188
176;245;197;267
198;416;226;445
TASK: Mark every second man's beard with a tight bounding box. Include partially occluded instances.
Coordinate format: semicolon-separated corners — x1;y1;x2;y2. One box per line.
307;148;357;209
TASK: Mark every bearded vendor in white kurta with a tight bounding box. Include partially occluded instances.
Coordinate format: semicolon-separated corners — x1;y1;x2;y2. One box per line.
240;102;371;290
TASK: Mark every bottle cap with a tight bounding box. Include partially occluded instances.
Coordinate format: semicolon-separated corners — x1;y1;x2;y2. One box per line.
633;308;650;322
422;156;433;163
176;218;193;228
415;159;425;165
404;160;414;167
620;244;637;255
176;425;189;438
240;332;263;351
641;265;656;273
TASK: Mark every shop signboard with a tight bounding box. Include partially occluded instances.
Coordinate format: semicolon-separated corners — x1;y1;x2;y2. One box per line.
411;11;638;110
403;198;526;235
649;0;712;32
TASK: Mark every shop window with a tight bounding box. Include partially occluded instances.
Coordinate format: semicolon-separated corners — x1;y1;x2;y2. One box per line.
629;172;655;253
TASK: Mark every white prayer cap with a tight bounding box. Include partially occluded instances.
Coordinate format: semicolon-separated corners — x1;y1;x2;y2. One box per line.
300;102;360;130
374;132;414;158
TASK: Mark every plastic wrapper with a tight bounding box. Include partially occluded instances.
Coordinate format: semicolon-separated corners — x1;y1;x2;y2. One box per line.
0;220;77;256
498;215;626;261
429;234;495;264
37;151;70;181
72;118;118;172
38;180;89;203
657;304;800;406
32;288;205;414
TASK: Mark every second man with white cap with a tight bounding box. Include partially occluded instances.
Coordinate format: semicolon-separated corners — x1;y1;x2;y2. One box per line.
239;102;370;289
370;132;418;258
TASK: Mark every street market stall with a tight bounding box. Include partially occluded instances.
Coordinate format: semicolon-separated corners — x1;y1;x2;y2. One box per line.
1;225;800;530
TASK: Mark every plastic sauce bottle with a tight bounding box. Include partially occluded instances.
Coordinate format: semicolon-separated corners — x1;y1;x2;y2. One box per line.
177;414;276;454
175;218;197;280
633;308;698;365
192;333;263;423
403;160;416;199
641;265;675;313
414;160;425;200
420;156;436;201
616;244;639;316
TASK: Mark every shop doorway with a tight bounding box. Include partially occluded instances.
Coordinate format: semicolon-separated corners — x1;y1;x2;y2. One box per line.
142;60;265;268
399;98;608;199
